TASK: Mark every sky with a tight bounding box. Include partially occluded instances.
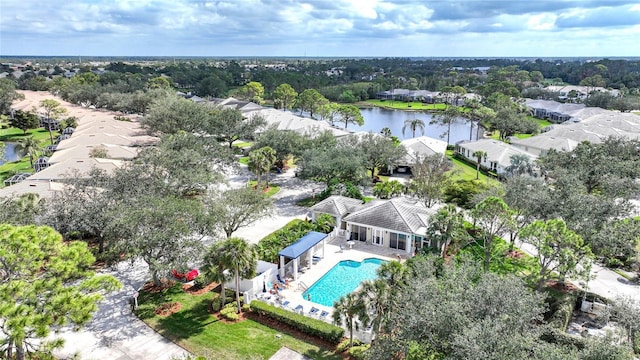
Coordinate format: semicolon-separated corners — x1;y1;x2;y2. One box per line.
1;0;640;58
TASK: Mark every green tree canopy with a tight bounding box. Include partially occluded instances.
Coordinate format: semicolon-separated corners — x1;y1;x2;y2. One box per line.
248;146;277;186
408;154;453;207
337;104;364;129
0;224;121;360
0;78;24;114
520;219;592;289
346;132;407;182
9;110;40;134
209;187;274;238
273;83;298;110
293;89;329;118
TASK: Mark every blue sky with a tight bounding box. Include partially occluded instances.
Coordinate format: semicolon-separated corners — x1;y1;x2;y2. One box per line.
1;0;639;57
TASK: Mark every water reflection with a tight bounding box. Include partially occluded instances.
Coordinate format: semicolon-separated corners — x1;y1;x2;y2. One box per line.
355;107;477;143
1;142;21;165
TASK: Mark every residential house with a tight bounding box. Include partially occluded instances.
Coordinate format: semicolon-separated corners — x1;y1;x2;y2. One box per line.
311;196;444;255
397;136;448;171
455;139;537;176
309;195;365;230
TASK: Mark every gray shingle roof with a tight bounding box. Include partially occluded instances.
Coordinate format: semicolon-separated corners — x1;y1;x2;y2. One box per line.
344;197;436;234
310;195;364;217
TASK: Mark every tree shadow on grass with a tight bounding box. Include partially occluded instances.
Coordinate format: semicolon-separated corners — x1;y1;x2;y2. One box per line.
156;296;218;340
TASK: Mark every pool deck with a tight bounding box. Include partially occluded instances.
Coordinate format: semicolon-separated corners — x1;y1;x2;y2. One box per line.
269;242;398;325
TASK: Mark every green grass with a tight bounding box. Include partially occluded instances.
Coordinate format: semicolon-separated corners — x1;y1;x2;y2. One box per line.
238;156;249;165
457;237;540;280
485;116;551;142
248;180;280;197
232;141;253;148
364;99;447;111
530;116;552;128
0;126;59;186
0;127;57;144
446;150;497;183
135;284;341;360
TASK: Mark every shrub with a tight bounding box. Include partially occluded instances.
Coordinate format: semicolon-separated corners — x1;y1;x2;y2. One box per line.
337;338;362;353
250;301;344;344
348;344;370;360
256;219;323;263
242;303;251;312
211;296;222;312
546;291;578;331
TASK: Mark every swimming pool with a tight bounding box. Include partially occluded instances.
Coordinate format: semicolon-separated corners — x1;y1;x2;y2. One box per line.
302;258;386;307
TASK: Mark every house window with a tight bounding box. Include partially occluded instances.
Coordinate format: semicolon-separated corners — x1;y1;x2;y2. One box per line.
389;233;407;250
350;225;367;242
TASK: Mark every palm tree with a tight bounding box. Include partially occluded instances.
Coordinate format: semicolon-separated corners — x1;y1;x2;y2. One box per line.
430;106;460;145
221;237;258;314
248;146;276;187
377;260;407;290
16;136;40;168
202;240;233;307
380;127;392;137
314;213;336;233
357;279;391;335
472;150;487;180
333;292;368;348
506;154;533;177
402;118;426;138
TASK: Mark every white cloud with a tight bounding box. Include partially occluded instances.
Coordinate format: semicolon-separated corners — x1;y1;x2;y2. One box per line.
0;0;638;56
527;14;557;31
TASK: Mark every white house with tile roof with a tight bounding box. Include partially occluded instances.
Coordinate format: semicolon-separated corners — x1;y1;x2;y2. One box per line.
399;136;448;168
343;197;442;254
455;139;537;176
311;196;446;254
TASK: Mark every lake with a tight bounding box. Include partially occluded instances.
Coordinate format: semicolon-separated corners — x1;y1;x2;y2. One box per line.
355;107;478;143
1;142;21;166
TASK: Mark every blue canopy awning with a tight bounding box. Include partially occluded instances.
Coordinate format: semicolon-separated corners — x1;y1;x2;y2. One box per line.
278;231;328;259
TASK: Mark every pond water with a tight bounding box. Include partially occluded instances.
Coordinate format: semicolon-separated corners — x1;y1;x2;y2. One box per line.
355;107;478;143
1;142;21;166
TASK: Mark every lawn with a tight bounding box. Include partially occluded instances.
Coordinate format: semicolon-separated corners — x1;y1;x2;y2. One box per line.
135;283;341;360
445;150;497;183
0;127;57;144
232;141;254;149
486;116;551;141
248;180;280;197
457;237;540;281
364;99;447;111
238;156;249;165
0;126;59;186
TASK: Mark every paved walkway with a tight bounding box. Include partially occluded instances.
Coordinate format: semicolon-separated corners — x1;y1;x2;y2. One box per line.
53;259;189;360
229;166;323;244
53;167;319;360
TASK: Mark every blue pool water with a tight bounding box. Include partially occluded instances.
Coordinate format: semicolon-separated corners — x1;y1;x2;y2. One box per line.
302;258;386;307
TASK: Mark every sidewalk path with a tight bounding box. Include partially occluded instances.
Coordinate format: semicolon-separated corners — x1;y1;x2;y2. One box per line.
54;259;190;360
53;167;319;359
229;167;323;244
515;239;640;301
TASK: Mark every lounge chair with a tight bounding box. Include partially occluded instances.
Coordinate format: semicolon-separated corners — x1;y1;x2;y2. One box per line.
308;307;320;317
276;274;288;286
294;304;304;314
319;310;329;320
280;300;290;309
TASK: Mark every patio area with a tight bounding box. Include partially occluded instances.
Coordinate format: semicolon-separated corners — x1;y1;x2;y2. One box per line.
256;237;400;342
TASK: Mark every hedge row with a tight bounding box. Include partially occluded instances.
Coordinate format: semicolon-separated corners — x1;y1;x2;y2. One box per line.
250;300;344;344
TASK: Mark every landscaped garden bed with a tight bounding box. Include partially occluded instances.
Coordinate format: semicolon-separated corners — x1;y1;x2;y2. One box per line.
134;282;342;359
